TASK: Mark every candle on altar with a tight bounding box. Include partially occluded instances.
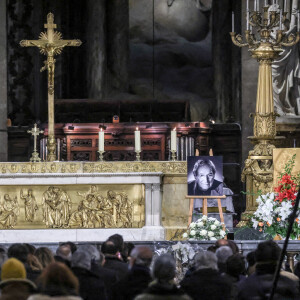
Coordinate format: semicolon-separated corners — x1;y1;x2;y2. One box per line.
298;11;300;32
98;128;104;152
135;127;141;152
171;128;177;152
232;12;235;32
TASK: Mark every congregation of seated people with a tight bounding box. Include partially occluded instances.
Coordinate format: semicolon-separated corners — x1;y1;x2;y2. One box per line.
0;235;299;299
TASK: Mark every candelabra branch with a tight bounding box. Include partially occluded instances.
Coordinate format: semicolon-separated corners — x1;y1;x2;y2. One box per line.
281;32;300;46
230;32;248;47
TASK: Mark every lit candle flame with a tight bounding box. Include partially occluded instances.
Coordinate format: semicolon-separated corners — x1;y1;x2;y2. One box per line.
136;127;139;131
173;128;176;131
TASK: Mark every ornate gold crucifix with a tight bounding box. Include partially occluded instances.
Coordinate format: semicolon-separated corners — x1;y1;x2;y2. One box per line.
20;13;82;161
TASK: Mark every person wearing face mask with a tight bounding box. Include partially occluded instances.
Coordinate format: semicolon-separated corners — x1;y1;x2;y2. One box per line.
188;159;222;196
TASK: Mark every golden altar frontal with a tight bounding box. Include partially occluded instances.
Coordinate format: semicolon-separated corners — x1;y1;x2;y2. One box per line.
0;161;188;241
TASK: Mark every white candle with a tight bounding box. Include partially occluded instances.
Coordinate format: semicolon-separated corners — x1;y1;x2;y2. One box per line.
284;0;287;12
257;0;260;10
280;9;282;30
264;0;267;6
171;128;177;152
254;0;257;11
247;11;250;30
232;12;234;32
298;11;300;32
135;127;141;152
247;0;249;11
98;129;104;152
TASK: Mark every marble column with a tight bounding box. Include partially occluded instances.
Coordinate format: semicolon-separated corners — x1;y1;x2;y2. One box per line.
241;0;258;164
106;0;129;94
0;0;8;161
86;0;106;99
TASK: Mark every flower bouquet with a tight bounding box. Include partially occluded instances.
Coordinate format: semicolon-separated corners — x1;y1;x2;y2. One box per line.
252;155;300;239
183;215;227;241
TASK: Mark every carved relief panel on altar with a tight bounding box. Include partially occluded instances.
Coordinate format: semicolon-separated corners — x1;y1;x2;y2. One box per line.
0;185;145;229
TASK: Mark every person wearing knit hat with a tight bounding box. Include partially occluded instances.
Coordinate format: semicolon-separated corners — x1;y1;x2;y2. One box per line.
0;258;36;300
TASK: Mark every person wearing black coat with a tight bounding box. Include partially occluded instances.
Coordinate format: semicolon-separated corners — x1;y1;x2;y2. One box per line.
237;241;300;300
111;246;153;300
102;241;128;279
180;251;231;300
71;251;107;300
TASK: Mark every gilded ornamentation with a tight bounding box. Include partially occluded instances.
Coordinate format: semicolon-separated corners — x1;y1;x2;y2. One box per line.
161;162;187;174
42;186;72;228
20;189;38;222
231;4;299;226
0;161;187;175
0;194;19;229
20;13;82;161
69;186;133;228
253;113;277;139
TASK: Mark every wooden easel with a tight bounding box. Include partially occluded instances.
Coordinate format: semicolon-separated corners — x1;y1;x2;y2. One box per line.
186;195;227;231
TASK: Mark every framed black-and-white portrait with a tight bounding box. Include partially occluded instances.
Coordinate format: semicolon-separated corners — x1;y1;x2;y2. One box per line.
187;156;223;196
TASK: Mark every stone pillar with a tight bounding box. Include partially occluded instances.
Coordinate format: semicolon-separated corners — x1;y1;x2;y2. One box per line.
86;1;106;99
0;0;8;161
241;0;258;164
213;0;241;123
106;0;129;94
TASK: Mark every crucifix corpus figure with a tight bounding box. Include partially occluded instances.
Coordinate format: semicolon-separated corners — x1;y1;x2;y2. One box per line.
20;13;82;161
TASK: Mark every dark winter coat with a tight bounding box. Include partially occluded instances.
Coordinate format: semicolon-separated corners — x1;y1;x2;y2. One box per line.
135;280;192;300
103;256;128;280
111;264;152;300
237;263;300;300
180;268;231;300
91;261;118;299
71;267;107;300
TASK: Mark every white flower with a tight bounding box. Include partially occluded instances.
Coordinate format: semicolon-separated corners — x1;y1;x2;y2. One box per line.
190;230;196;236
200;229;207;236
219;230;226;237
210;237;217;241
210;225;216;230
214;220;220;225
182;232;188;238
197;221;204;227
190;222;196;229
252;218;259;229
279;202;293;221
202;215;207;221
208;231;214;237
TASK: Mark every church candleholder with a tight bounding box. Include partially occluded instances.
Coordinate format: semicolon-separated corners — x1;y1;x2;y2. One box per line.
171;150;177;161
231;2;300;226
135;151;141;161
98;151;105;161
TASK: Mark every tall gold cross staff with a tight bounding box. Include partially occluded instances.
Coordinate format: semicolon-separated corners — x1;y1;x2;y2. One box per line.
20;13;82;161
27;123;44;162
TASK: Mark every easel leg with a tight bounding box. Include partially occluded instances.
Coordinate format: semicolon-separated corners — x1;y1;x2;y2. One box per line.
203;198;208;216
188;198;194;226
217;198;226;233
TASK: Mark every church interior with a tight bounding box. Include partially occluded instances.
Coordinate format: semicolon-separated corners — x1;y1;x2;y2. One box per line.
0;0;299;242
0;1;300;299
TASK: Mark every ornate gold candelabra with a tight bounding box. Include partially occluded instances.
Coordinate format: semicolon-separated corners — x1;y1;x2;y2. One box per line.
231;3;300;226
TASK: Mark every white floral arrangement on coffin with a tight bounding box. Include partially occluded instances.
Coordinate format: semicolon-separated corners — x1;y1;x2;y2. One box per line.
183;215;227;241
